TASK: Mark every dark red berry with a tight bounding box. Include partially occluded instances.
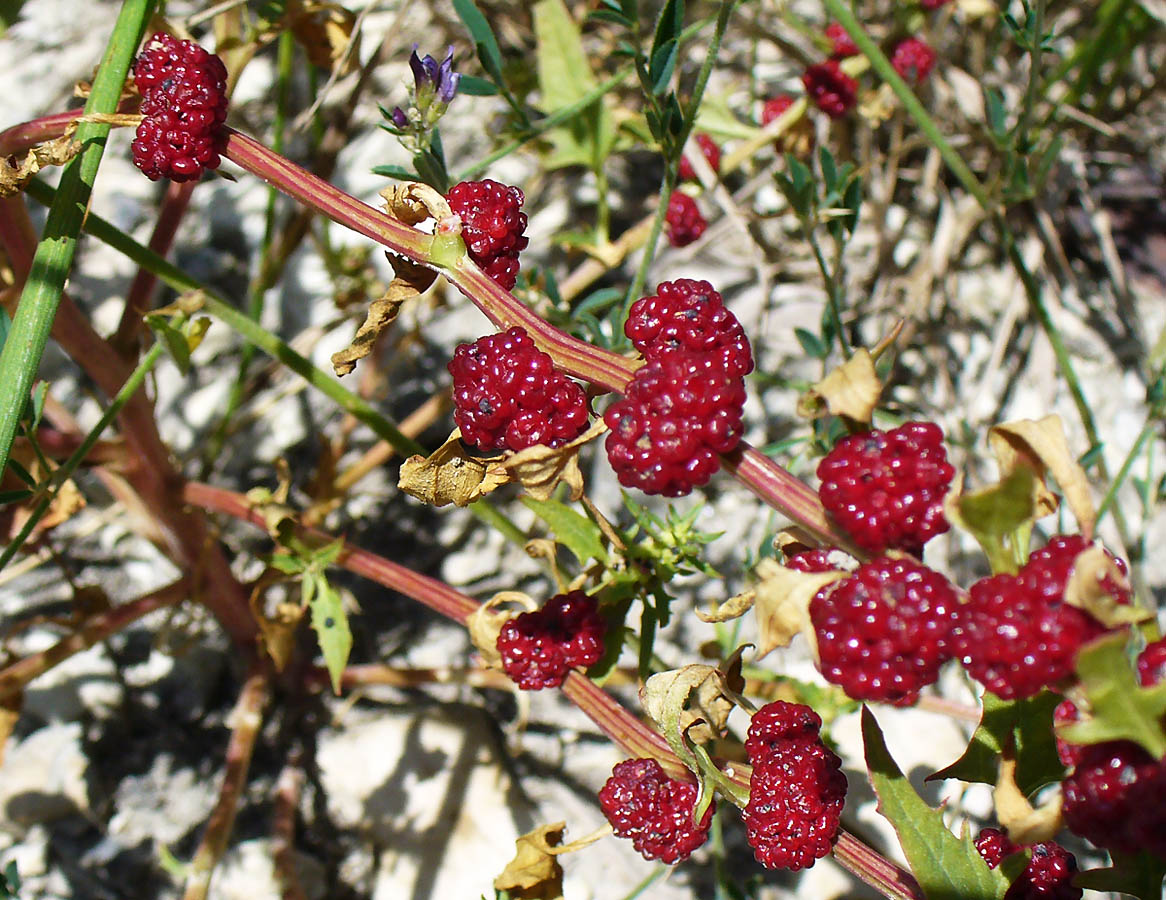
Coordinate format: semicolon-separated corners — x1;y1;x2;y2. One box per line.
448;326;589;453
810;556;958;705
496;590;605;690
920;0;952;8
1062;740;1166;858
598;758;713;863
785;549;839;573
131;33;228;182
625;279;754;378
817;421;954;555
446;179;529;290
677;133;721;182
975;828;1019;868
975;829;1082;900
604;353;745;497
665;191;707;247
1137;636;1166;687
761;93;814;155
802;60;858;118
953;536;1130;699
891;37;937;85
742;701;847;870
825;23;859;58
1053;699;1084;768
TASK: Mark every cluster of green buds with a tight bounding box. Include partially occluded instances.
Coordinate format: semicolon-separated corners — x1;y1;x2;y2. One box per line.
383;46;460;153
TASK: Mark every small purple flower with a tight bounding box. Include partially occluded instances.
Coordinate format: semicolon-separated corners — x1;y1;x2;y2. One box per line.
389;106;409;129
409;46;460;105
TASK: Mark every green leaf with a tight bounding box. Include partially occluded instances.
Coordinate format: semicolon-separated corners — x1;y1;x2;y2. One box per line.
312;538;346;567
0;489;33;505
145;315;192;375
309;575;352;695
647;39;679;94
929;691;1064;794
521;496;608;566
1075;849;1166;900
453;0;505;83
370;164;416;180
269;552;308;575
863;707;1008;900
650;0;685;60
984;87;1008;140
794;328;828;360
457;74;499;96
1058;631;1166;758
533;0;616;170
587;8;633;27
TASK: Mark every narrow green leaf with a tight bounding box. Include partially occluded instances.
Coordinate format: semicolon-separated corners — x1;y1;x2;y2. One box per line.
984;87;1008;139
145;315;192;374
456;74;499;96
0;489;34;505
0;0;155;484
648;39;679;94
309;575;352;695
651;0;685;59
863;707;1008;900
453;0;504;80
521;496;608;565
269;552;308;575
371;164;416;179
1058;631;1166;758
6;458;36;488
587;8;633;26
794;327;828;359
819;146;838;192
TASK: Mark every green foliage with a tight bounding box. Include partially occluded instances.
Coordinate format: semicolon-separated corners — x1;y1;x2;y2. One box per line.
863;708;1009;900
1057;631;1166;758
0;861;19;900
930;691;1064;795
270;537;352;694
1074;849;1166;900
521;496;608;566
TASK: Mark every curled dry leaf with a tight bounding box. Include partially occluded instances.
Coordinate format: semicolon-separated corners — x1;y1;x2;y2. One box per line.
468;591;537;669
988;415;1096;538
993;753;1064;845
244;461;295;539
493;822;566;900
642;664;738;746
381;181;452;225
249;569;305;672
502;420;606;502
751;558;845;658
695;589;756;624
858;83;897;126
797;348;881;424
0;135;80;198
331;255;435;376
288;0;360;74
1064;545;1149;627
397;429;510;507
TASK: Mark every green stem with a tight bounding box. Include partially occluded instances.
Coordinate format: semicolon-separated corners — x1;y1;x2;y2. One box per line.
821;0;992;211
806;227;851;358
203;29;296;470
0;327;171;571
621;0;741;325
0;0;154;486
1097;419;1155;523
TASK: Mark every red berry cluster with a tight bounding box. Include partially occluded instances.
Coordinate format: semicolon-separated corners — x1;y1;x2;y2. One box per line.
802;60;859;119
677;132;721;183
664;191;708;248
598;758;713;863
741;701;847;869
446;179;529;290
825;23;860;58
448;326;589;453
974;829;1082;900
605;280;751;496
1056;637;1166;859
496;590;605;690
952;535;1131;699
891;37;938;85
810;556;959;705
131;33;228;182
625;279;754;378
817;421;954;555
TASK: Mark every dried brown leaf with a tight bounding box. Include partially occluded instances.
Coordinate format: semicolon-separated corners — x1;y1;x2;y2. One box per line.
381;181;451;225
250;571;305;672
0;690;22;766
398;430;511;507
694;589;755;624
989;416;1095;537
797;349;881;424
752;558;845;658
331;256;435;376
642;664;737;745
1064;545;1150;627
0;136;80;198
289;0;360;74
994;753;1063;844
494;822;566;899
468;591;537;669
502;420;606;502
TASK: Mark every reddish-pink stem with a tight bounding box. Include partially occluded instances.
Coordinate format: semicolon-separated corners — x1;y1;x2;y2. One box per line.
114;178;197;356
0;196;258;648
0;579;189;697
183;479;919;899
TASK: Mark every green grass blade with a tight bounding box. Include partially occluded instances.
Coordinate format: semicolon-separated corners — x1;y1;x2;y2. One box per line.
0;0;154;483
